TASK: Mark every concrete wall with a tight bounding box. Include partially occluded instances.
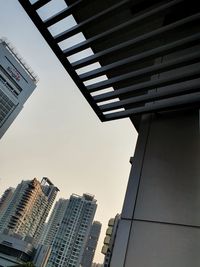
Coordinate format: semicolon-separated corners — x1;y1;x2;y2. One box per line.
110;109;200;267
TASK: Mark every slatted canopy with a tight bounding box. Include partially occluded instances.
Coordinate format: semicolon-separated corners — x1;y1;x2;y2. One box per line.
19;0;200;128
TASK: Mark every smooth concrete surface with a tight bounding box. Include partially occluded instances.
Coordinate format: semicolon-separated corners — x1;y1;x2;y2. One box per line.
109;219;131;267
125;220;200;267
134;110;200;226
122;114;152;219
110;109;200;267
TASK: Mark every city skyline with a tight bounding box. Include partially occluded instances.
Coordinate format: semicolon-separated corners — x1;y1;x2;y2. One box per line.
0;181;100;267
0;0;137;262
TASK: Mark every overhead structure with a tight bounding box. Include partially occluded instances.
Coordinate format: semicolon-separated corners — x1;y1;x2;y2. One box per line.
18;0;200;128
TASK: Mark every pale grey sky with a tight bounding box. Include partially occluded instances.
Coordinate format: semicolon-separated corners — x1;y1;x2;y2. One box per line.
0;0;137;262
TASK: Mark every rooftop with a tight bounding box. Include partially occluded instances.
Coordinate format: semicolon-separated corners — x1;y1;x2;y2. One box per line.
0;38;39;84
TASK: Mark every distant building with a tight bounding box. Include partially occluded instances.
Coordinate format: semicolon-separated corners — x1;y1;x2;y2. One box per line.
81;221;102;267
0;187;15;218
0;230;50;267
102;214;120;267
0;39;38;139
46;193;97;267
39;198;69;246
0;177;59;244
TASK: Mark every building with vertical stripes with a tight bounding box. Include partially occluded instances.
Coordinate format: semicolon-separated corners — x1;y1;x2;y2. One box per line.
47;193;97;267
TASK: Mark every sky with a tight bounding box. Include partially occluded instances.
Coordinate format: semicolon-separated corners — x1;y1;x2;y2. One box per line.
0;0;138;263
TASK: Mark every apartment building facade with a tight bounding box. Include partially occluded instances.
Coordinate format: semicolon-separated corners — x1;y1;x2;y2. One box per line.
0;177;59;244
47;193;97;267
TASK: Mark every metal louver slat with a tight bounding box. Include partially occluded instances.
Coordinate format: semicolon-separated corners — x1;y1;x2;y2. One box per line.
18;0;200;125
79;33;200;81
87;51;200;92
32;0;51;9
99;79;200;112
43;0;83;26
93;69;200;102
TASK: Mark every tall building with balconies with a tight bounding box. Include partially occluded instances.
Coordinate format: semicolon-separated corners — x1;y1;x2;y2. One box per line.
0;39;38;139
0;177;59;244
0;187;15;218
47;193;97;267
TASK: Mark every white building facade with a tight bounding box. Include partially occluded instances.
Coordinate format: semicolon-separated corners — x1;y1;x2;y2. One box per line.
47;193;97;267
40;198;69;246
0;39;37;139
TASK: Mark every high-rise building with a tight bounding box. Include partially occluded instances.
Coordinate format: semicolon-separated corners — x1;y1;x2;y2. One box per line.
81;221;102;267
0;177;59;244
40;198;69;246
0;187;15;218
0;38;37;139
47;193;97;267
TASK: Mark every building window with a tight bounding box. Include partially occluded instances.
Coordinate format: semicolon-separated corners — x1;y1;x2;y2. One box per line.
0;89;16;126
